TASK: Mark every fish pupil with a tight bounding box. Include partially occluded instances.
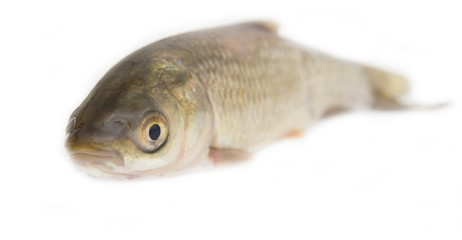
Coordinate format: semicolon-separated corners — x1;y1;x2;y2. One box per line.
149;124;161;140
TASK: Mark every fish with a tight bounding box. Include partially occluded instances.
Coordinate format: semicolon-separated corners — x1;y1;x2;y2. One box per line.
65;21;409;178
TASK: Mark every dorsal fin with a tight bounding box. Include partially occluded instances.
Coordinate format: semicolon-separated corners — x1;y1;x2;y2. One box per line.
240;21;279;33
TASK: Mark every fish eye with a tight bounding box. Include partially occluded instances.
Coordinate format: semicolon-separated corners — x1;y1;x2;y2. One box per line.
149;124;161;140
135;112;168;152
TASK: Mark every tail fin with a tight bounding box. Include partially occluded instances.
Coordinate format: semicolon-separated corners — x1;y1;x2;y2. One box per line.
364;66;447;110
364;66;409;108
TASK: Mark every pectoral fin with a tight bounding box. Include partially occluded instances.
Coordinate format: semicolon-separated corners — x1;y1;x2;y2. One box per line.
208;147;251;165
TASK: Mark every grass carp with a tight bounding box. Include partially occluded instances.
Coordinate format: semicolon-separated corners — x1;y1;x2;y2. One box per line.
66;22;408;178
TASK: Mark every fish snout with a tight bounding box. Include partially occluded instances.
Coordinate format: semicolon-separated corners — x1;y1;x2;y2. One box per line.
66;117;126;173
66;116;84;144
65;116;131;145
66;127;81;145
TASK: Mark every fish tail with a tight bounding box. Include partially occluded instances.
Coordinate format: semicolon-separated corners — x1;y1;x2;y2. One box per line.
364;66;409;109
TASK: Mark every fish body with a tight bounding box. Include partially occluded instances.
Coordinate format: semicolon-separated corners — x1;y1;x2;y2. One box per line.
66;22;407;177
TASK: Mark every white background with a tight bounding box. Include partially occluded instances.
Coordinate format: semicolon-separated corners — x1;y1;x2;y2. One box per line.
1;0;461;239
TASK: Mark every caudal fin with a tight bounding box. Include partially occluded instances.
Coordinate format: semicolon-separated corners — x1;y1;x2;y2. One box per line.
364;66;409;107
364;66;447;110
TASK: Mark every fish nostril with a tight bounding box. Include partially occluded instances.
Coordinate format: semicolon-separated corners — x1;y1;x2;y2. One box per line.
112;120;124;128
109;118;130;133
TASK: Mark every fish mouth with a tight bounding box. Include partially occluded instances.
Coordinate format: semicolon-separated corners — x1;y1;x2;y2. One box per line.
71;151;123;166
66;142;125;175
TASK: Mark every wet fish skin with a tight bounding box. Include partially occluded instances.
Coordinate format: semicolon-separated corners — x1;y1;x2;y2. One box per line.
65;22;407;177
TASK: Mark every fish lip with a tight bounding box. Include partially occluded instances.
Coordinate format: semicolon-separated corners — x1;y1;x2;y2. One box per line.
70;152;121;165
66;142;125;172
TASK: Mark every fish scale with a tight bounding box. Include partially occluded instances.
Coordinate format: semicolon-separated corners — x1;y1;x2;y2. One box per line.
185;31;310;150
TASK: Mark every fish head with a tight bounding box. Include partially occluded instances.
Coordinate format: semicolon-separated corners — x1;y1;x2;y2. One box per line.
66;58;213;178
